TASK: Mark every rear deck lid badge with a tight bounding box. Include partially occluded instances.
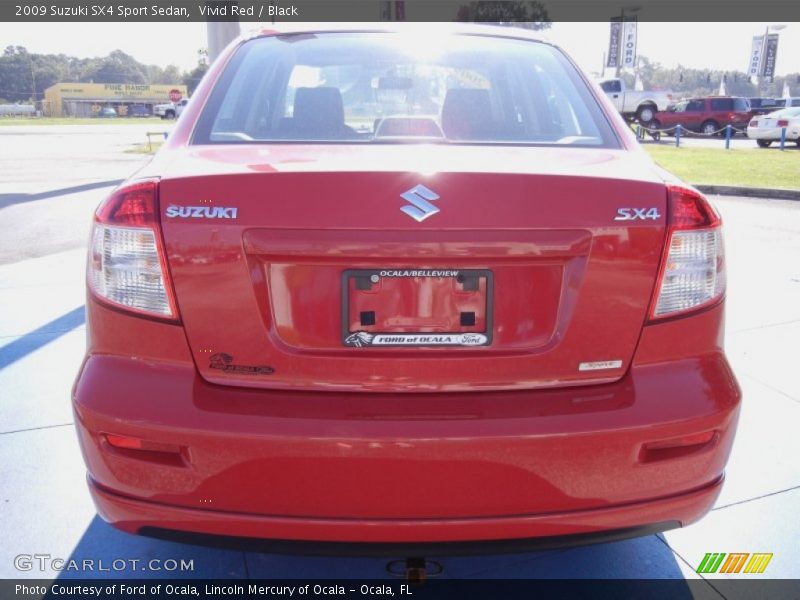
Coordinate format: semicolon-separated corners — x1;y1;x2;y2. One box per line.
400;184;440;222
209;352;274;375
165;205;238;219
578;360;623;371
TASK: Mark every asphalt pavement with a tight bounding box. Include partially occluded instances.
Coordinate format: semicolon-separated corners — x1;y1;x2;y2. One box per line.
0;123;163;263
1;124;798;593
640;133;799;150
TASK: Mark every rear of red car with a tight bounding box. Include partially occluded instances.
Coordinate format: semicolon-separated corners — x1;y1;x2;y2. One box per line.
654;97;752;135
73;27;740;551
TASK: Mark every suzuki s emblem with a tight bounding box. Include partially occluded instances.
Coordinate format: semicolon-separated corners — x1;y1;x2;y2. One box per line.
400;184;440;222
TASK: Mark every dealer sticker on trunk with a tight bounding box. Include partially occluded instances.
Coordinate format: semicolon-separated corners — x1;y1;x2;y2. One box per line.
345;332;488;348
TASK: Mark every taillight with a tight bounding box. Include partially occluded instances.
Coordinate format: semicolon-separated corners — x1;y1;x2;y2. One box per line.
750;120;758;127
649;185;725;320
88;179;179;320
777;119;789;127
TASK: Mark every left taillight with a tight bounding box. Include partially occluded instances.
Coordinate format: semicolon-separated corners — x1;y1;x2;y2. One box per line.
88;179;179;321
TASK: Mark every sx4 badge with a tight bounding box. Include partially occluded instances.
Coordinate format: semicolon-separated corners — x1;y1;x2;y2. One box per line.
614;207;661;221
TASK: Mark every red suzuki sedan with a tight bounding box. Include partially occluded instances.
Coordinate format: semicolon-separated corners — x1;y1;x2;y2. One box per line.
73;25;740;553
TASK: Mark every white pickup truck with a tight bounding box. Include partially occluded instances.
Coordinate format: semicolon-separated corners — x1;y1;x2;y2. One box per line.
597;78;673;124
154;98;188;120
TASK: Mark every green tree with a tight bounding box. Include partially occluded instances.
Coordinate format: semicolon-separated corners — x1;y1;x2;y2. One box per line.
456;1;551;30
0;45;36;101
183;63;209;95
80;50;147;84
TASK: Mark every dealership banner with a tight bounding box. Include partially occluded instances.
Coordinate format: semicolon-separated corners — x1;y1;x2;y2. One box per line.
621;18;638;68
607;19;622;68
762;33;780;79
747;34;765;77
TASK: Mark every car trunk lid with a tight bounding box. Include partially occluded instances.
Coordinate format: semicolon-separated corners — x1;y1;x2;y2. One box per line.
159;144;667;392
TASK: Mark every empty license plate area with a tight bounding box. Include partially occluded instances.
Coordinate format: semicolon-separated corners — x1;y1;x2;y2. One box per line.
342;269;493;347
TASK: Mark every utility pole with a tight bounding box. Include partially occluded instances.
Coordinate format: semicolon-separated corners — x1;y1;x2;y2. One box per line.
207;21;241;63
29;55;36;107
205;2;241;63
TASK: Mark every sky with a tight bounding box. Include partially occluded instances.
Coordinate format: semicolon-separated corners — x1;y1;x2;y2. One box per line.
0;21;798;77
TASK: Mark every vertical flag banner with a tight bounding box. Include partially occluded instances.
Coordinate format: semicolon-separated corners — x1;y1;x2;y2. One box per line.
762;34;779;79
621;19;638;69
607;19;621;68
747;35;765;77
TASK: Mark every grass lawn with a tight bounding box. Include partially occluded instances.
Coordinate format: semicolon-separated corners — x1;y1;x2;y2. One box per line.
644;145;800;190
0;117;166;126
126;141;164;154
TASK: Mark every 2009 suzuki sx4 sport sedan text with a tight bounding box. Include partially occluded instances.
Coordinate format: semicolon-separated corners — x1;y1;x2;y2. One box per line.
72;25;741;553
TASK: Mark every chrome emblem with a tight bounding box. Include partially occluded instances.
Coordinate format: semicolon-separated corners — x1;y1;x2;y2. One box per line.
400;184;440;222
165;205;238;219
614;208;661;221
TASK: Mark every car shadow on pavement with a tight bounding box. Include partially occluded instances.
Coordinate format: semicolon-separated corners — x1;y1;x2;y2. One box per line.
0;306;85;369
58;517;708;596
0;180;124;210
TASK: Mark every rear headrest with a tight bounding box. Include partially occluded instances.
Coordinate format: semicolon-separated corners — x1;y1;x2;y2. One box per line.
293;87;345;132
441;88;492;139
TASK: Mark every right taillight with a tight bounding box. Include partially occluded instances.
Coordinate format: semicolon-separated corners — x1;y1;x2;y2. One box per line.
649;185;725;321
88;179;179;321
777;119;789;127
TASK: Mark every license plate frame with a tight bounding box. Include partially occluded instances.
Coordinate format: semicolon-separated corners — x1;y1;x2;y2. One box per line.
341;268;493;348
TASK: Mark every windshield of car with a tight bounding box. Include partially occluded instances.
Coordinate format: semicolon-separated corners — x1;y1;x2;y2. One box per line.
193;32;618;148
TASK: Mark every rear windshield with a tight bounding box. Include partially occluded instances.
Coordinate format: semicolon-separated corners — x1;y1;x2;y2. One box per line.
769;107;800;118
710;98;750;111
193;32;618;148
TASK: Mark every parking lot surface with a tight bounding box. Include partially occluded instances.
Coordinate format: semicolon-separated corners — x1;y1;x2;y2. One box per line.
642;134;800;150
1;124;798;594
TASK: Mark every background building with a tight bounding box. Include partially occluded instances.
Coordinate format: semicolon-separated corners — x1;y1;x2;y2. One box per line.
43;82;187;117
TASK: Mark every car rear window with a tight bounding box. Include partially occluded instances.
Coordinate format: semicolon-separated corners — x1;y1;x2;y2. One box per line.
733;98;750;111
600;80;622;93
710;98;733;111
193;32;618;148
771;108;800;118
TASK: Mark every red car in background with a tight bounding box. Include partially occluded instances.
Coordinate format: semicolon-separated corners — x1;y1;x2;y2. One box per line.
650;96;752;136
73;25;740;553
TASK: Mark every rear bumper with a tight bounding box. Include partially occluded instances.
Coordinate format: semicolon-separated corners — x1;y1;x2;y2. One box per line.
748;128;800;140
90;477;718;556
73;343;740;545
